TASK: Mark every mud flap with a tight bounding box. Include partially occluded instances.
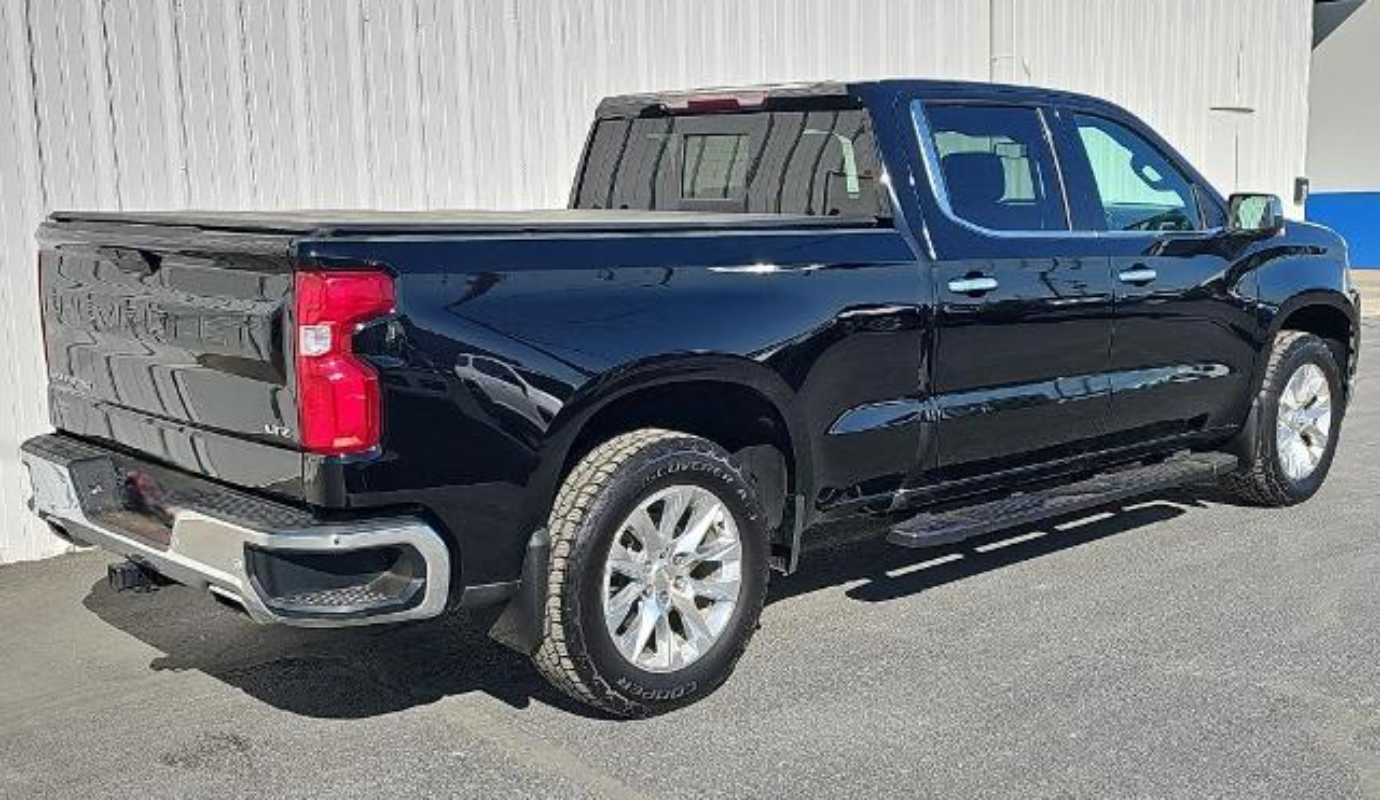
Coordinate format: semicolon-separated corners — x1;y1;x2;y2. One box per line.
486;526;551;655
1225;396;1262;467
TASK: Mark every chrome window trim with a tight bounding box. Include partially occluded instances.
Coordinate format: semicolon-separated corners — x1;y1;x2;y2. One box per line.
1037;105;1077;231
909;99;1220;242
910;99;1075;239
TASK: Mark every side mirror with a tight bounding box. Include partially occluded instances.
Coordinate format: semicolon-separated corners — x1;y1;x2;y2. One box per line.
1227;193;1285;235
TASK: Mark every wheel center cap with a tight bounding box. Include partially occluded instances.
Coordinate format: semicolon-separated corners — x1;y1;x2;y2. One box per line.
646;559;671;589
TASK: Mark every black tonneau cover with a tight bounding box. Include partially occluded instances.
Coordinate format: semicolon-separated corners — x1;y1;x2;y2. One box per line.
48;209;879;238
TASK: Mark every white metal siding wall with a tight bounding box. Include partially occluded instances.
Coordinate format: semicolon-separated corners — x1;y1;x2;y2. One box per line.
1309;0;1380;191
1010;0;1313;212
0;0;1310;563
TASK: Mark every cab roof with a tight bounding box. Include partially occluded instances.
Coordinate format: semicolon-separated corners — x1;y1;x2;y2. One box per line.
595;79;1131;120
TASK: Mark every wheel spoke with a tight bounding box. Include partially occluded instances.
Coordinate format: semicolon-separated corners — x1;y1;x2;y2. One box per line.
658;488;691;544
619;595;660;662
670;591;714;655
606;540;647;579
605;582;641;630
1297;403;1329;426
689;574;738;602
654;608;674;669
672;495;721;557
1303;435;1326;466
1299;435;1321;468
1300;367;1326;405
692;537;740;565
1282;373;1305;409
1282;435;1309;479
627;506;665;552
1294;365;1309;390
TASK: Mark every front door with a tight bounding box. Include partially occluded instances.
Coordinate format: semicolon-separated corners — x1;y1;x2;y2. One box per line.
1056;110;1258;443
909;101;1116;488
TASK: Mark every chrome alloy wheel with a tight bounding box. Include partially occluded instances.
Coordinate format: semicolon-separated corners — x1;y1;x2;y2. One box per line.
1276;362;1333;482
601;484;744;673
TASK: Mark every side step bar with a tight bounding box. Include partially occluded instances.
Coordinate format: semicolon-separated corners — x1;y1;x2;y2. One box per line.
888;452;1239;549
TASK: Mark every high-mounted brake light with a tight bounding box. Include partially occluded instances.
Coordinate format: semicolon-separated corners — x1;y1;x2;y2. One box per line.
660;90;769;114
294;270;395;455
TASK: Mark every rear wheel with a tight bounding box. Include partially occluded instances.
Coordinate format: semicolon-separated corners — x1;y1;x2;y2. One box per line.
532;429;769;717
1223;331;1344;506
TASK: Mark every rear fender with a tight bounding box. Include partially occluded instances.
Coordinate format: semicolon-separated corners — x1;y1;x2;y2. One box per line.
532;355;812;514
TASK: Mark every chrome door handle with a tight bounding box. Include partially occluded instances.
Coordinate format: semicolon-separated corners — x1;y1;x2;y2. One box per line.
947;276;999;295
1118;267;1158;285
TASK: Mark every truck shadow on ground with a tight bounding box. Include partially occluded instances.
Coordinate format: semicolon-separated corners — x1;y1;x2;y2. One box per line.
777;491;1208;606
81;488;1214;721
81;581;591;719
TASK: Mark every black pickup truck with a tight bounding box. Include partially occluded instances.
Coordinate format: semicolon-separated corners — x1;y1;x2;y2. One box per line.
23;80;1359;716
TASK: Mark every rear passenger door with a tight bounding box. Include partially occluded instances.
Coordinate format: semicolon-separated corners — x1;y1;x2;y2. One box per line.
1052;109;1257;443
909;101;1115;487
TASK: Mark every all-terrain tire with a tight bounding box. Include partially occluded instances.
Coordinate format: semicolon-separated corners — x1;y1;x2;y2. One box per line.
1222;331;1345;506
531;429;770;717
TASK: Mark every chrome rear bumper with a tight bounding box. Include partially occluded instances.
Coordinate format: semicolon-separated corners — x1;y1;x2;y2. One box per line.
21;434;450;628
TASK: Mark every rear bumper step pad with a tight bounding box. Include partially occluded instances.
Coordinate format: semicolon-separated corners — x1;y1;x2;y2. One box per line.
21;433;450;628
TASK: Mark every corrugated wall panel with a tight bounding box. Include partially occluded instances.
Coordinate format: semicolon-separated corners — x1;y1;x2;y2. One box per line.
0;0;51;565
0;0;1310;563
1011;0;1312;213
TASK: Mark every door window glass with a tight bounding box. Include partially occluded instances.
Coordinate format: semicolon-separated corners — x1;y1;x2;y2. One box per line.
1072;114;1202;232
920;103;1069;232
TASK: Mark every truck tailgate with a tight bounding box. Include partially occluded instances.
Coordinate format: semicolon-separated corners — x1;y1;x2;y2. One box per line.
37;217;304;499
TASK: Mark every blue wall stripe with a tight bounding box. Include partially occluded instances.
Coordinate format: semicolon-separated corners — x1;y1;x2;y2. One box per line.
1308;191;1380;268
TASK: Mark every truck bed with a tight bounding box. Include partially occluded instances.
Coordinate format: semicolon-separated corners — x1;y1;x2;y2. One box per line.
48;208;881;237
35;206;900;512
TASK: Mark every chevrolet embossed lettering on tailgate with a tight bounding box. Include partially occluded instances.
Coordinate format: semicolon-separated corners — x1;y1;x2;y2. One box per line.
39;244;298;450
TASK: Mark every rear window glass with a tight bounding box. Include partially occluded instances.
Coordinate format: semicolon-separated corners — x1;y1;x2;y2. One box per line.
572;108;888;217
682;134;751;199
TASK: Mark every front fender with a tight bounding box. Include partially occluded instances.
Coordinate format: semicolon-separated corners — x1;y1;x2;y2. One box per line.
1251;231;1358;398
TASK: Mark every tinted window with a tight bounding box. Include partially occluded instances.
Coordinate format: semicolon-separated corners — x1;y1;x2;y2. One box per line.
1072;114;1201;232
573;108;887;217
682;134;751;199
921;103;1068;232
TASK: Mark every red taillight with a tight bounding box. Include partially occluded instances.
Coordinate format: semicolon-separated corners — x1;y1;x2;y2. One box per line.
293;270;395;455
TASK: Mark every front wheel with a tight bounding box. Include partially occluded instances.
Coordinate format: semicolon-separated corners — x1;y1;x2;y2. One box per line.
532;429;770;717
1223;331;1345;506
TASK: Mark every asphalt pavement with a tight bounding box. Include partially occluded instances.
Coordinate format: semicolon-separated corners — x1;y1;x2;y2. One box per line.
3;324;1379;799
